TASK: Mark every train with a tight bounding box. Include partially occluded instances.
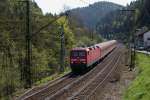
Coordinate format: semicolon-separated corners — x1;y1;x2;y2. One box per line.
70;40;117;72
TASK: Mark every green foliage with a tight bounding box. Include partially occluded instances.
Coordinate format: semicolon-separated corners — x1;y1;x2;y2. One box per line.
76;35;102;47
32;48;49;81
57;16;75;49
123;53;150;100
77;36;92;47
0;32;20;99
0;0;76;99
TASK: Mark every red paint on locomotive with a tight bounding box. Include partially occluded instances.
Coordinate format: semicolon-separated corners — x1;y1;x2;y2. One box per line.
70;40;117;72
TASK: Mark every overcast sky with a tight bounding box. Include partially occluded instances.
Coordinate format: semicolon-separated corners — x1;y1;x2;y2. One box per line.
34;0;135;14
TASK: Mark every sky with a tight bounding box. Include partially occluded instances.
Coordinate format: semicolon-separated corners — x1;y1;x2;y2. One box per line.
34;0;135;14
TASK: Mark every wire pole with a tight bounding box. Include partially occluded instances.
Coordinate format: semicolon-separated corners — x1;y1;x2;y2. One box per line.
60;25;65;73
119;9;136;71
130;33;136;71
91;31;94;41
24;0;32;88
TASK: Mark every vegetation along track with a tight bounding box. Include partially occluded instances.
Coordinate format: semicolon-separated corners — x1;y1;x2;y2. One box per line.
18;44;124;100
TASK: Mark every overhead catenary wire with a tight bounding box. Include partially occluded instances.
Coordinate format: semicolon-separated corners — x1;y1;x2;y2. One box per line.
32;12;69;36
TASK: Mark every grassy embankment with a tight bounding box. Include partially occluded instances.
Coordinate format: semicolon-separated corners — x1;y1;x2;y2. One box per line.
123;53;150;100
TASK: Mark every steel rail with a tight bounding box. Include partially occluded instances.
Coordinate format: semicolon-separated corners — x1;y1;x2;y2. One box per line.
85;52;122;100
18;72;72;100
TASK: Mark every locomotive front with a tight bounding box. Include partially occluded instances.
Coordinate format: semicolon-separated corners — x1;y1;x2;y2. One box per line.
70;48;88;72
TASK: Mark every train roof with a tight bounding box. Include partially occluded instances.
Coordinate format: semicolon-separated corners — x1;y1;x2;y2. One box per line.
72;47;89;51
71;40;117;51
95;40;117;47
71;45;100;52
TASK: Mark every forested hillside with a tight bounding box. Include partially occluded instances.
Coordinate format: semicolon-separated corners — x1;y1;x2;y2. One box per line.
96;0;150;42
70;1;123;29
0;0;102;99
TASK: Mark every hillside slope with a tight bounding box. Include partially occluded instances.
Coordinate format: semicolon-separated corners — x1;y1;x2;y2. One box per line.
70;1;123;29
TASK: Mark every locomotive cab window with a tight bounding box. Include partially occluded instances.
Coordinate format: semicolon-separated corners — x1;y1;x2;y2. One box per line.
72;51;78;57
79;51;86;57
71;51;86;57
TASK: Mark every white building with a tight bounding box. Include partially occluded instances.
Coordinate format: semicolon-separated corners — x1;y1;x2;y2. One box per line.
136;30;150;50
144;31;150;48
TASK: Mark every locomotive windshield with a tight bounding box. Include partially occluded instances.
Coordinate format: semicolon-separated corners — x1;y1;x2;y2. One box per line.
72;51;78;57
79;52;86;57
71;51;86;57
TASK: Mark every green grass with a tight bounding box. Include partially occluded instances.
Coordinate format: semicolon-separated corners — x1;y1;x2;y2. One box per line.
123;53;150;100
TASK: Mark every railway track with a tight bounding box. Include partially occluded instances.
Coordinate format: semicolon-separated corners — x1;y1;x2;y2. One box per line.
18;73;78;100
18;45;124;100
46;45;124;100
18;73;74;98
69;49;123;100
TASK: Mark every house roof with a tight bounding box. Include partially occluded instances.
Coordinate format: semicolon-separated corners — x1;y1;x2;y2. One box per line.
136;30;149;37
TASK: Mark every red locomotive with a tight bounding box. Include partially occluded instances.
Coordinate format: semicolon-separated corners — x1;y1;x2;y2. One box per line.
70;40;117;72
